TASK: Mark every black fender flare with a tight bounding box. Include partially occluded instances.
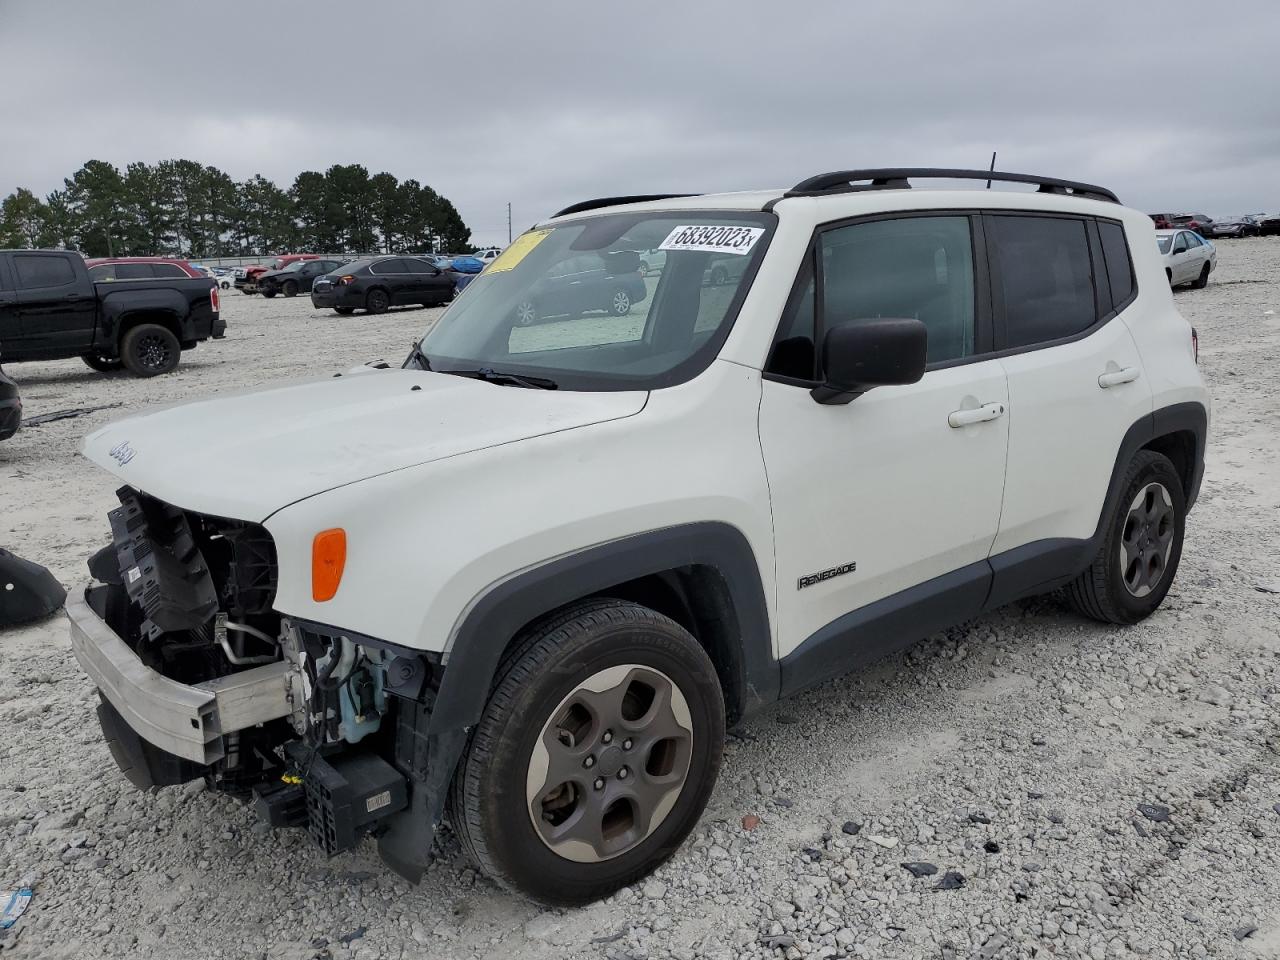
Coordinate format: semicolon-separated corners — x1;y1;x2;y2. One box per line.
100;289;193;348
427;521;777;737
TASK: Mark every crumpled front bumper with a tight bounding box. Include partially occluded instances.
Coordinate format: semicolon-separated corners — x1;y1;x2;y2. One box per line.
66;587;293;765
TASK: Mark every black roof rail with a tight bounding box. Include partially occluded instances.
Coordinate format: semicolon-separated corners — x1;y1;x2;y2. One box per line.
785;168;1119;204
552;194;701;218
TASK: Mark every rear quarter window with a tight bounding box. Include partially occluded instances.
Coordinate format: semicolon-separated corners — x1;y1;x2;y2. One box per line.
1097;221;1136;310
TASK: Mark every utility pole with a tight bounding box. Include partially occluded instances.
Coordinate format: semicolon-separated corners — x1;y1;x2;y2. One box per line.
507;202;512;245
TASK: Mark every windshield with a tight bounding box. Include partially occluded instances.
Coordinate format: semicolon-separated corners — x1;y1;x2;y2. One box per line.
280;261;306;273
413;211;775;390
1156;236;1173;253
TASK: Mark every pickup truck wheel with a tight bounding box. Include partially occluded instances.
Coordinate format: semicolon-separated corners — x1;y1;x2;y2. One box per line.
121;324;181;377
282;280;299;298
82;353;123;373
366;289;390;314
1065;450;1185;625
451;598;724;906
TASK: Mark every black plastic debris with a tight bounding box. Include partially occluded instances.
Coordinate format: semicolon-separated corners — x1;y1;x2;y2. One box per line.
901;862;938;878
841;821;862;836
984;841;1001;854
0;548;67;626
968;811;992;824
338;926;366;945
802;847;824;862
1234;925;1258;942
22;403;120;427
1271;803;1280;817
1137;803;1171;823
934;871;966;891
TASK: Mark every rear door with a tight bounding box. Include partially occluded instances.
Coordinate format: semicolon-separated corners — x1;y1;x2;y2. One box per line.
988;214;1151;584
12;252;96;355
370;258;410;303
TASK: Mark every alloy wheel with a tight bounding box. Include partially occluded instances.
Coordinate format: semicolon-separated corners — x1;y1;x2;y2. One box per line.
137;334;173;372
1119;482;1175;597
526;664;693;863
611;291;631;315
515;300;537;325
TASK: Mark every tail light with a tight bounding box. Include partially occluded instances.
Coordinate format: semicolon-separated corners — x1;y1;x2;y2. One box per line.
1191;327;1199;363
211;285;220;313
338;275;356;286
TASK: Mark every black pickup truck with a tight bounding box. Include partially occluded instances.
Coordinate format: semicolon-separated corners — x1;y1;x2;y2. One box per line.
0;250;224;377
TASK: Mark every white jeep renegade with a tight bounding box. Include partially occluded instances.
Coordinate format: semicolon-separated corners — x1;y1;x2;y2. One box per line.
70;169;1209;905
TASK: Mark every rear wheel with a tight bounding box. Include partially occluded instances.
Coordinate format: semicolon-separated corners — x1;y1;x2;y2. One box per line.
610;289;632;316
334;307;355;316
120;324;181;377
82;353;123;373
514;299;538;326
1065;450;1185;625
1192;263;1210;289
282;280;299;298
451;599;724;906
366;289;390;314
261;289;276;299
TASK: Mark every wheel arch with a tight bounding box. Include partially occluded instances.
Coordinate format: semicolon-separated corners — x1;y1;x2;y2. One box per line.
427;522;777;739
116;310;183;348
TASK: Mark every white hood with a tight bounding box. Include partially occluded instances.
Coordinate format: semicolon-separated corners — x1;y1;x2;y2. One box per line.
81;369;647;522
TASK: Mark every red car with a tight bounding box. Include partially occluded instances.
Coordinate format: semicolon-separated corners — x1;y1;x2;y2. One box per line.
85;257;206;281
235;254;325;294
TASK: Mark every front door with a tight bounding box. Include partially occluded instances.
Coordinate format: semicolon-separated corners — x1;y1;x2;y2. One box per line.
759;214;1009;673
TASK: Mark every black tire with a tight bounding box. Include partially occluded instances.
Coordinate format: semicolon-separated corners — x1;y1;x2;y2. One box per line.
82;353;123;373
282;280;299;298
120;324;181;377
1165;268;1173;286
1065;450;1185;625
451;599;724;906
334;307;355;316
1192;264;1210;289
261;289;276;299
366;289;390;314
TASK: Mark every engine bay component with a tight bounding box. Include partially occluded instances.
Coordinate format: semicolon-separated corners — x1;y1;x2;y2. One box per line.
0;547;67;626
285;743;407;855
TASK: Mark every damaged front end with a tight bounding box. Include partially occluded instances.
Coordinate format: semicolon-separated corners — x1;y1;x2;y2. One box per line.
69;486;453;880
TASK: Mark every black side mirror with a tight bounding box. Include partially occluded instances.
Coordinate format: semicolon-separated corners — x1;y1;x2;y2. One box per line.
812;318;928;404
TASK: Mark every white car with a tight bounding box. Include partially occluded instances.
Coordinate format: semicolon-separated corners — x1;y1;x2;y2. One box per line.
1156;228;1215;288
68;168;1209;905
474;247;502;263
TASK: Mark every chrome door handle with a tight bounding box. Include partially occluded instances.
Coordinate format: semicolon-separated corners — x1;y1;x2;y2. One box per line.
1098;366;1140;388
948;401;1006;428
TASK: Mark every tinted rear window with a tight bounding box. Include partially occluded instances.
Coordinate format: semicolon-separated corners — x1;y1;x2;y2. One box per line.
116;263;154;280
990;215;1096;349
14;254;76;288
153;263;188;278
1097;221;1135;309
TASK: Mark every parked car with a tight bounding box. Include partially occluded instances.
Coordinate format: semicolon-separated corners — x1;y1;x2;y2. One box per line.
1258;213;1280;236
0;249;223;376
1148;213;1178;229
510;250;648;325
0;351;19;442
310;256;456;314
1156;228;1216;288
1169;214;1214;237
1207;216;1260;239
68;168;1208;905
474;247;502;263
210;267;233;289
86;257;205;281
257;258;347;299
235;254;326;294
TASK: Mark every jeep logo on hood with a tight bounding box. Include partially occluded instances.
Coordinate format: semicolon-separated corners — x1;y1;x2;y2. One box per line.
108;441;136;466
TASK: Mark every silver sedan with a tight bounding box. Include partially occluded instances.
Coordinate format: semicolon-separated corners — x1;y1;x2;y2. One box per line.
1156;228;1216;289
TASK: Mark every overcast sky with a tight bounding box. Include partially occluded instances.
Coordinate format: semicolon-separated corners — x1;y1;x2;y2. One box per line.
1;0;1276;246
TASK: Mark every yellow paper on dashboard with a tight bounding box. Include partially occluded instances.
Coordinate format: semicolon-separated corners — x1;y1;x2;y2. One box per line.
485;229;551;274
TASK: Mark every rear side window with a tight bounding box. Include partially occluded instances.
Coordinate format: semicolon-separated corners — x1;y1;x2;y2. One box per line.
89;264;116;281
116;263;154;280
1097;221;1135;309
152;263;187;278
15;254;76;288
370;258;404;275
989;215;1095;349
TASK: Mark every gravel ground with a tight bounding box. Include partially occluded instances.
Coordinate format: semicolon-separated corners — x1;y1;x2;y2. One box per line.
1;243;1278;960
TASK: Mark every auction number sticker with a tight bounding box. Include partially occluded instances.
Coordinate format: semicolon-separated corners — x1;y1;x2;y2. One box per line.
486;229;551;274
659;224;764;256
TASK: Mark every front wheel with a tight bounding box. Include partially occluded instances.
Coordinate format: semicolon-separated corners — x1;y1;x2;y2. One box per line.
451;599;724;906
610;289;632;316
120;324;181;377
82;353;123;373
1065;450;1185;624
513;299;537;326
261;289;276;299
1192;264;1210;289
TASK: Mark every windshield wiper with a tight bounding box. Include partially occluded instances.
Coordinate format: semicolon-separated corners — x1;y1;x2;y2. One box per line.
442;367;558;390
404;341;432;371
